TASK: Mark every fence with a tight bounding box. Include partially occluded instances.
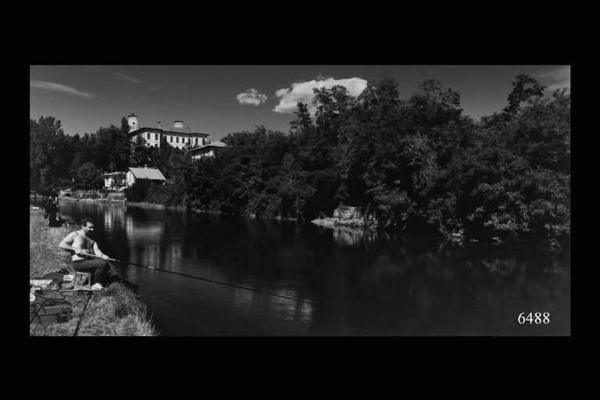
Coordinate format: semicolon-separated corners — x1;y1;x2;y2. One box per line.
61;189;104;199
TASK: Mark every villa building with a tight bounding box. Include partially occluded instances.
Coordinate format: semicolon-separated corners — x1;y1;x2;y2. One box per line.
128;113;220;150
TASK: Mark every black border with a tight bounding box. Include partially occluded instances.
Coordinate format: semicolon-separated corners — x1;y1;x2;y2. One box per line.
16;29;580;373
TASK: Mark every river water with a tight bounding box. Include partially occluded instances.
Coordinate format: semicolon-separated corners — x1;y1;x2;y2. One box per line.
45;200;570;336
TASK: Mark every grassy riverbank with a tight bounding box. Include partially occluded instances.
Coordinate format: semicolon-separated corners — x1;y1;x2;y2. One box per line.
29;209;157;336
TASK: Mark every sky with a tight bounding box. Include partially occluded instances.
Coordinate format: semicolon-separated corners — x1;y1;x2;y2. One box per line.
30;65;570;140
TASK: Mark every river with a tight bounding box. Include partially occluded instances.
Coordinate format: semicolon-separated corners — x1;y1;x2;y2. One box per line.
43;200;570;336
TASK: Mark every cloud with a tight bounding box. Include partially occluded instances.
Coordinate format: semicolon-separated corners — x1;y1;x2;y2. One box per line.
273;77;368;114
536;66;570;93
30;80;95;98
236;88;268;106
114;72;142;84
315;73;332;81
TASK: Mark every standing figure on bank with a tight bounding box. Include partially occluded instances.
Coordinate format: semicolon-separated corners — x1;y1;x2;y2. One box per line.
43;196;53;219
46;196;65;227
58;218;123;289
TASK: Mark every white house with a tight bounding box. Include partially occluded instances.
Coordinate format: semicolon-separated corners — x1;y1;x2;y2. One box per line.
126;167;167;187
190;140;227;160
102;171;128;191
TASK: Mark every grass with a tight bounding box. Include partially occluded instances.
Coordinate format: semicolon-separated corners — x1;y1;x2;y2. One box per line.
29;208;158;336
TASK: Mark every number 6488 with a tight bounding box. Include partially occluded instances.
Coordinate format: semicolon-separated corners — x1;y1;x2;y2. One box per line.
517;312;550;324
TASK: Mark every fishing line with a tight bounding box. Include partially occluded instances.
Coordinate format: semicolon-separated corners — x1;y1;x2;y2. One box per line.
71;252;315;306
122;259;315;306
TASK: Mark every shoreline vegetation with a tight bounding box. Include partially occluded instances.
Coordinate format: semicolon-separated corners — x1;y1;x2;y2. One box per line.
31;75;570;251
29;209;157;336
49;194;564;249
59;196;125;203
54;193;563;248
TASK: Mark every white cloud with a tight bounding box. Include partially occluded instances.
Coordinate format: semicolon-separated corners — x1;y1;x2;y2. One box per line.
236;88;268;106
536;66;570;93
114;72;142;84
273;77;367;114
30;80;95;98
275;88;289;97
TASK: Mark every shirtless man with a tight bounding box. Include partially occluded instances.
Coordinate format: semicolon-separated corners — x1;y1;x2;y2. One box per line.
58;218;123;288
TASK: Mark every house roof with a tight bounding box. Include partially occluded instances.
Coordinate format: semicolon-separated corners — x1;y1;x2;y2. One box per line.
190;141;227;153
102;171;127;177
130;127;210;138
128;167;167;180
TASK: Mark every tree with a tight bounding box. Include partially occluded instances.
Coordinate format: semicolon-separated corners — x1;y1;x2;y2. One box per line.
74;162;102;190
130;136;153;167
290;102;314;137
504;74;545;117
449;75;570;243
69;133;96;177
335;79;405;209
30;116;72;191
93;120;132;172
116;117;133;170
503;89;570;172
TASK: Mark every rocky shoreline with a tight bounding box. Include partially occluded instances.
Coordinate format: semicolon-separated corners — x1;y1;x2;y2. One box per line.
311;205;376;230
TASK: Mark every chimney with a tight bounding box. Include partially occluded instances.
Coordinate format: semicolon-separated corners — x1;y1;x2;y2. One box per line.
157;121;163;130
173;121;184;129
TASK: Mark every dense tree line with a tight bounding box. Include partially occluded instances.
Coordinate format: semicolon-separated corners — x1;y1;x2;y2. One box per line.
30;117;132;191
186;75;570;246
29;74;570;246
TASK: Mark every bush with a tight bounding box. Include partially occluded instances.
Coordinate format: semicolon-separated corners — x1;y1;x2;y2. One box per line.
124;181;150;202
125;181;186;207
146;182;186;207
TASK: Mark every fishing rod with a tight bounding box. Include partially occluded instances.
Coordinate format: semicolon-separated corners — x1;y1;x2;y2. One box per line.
72;251;315;306
73;291;93;336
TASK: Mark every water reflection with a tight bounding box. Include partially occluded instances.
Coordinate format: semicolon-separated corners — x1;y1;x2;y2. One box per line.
331;226;378;247
103;205;125;231
165;242;183;267
232;288;257;312
269;288;313;325
125;215;165;243
370;255;407;280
